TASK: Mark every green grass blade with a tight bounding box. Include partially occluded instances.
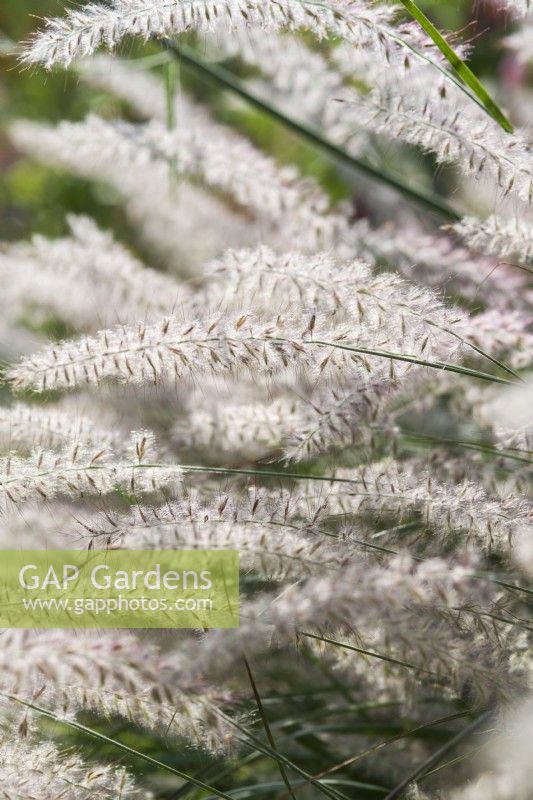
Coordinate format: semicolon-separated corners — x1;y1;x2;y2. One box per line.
163;40;461;221
276;711;470;798
401;430;533;465
303;340;518;386
164;57;180;191
398;0;513;132
383;710;491;800
0;693;236;800
243;655;297;800
203;778;388;799
298;632;437;678
199;701;352;800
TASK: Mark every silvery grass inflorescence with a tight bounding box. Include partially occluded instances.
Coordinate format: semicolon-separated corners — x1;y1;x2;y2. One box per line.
80;487;347;578
0;737;151;799
194;552;524;697
0;215;190;329
1;0;532;797
0;402;117;453
172;381;396;461
0;629;235;752
0;431;182;510
20;0;442;71
493;0;532;15
322;458;533;555
9;113;348;253
347;87;533;205
452;213;533;264
8;117;257;274
448;698;533;800
6;291;468;393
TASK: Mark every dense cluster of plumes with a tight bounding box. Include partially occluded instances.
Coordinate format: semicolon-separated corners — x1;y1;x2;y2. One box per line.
0;736;148;799
1;0;532;797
